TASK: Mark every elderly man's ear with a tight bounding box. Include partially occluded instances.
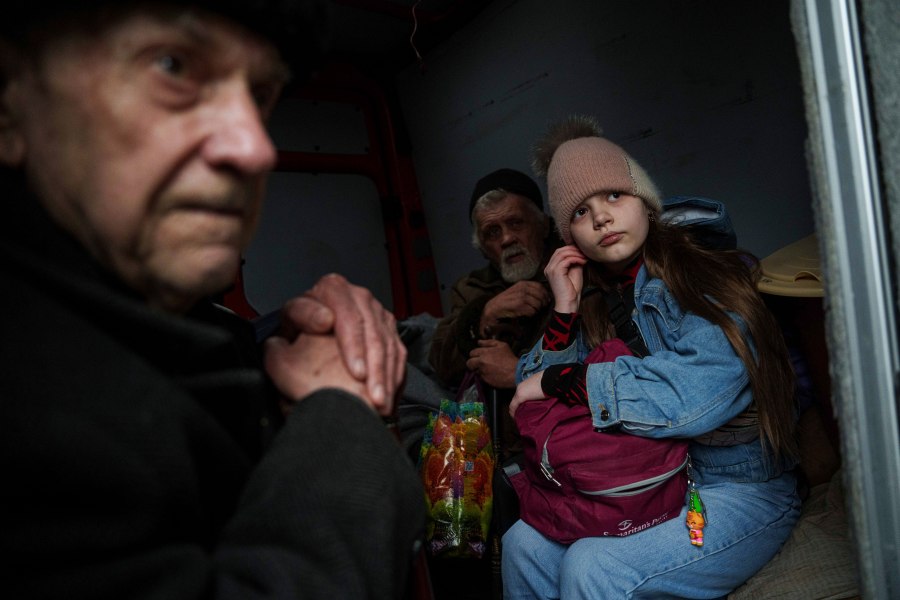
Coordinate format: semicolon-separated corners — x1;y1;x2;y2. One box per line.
0;45;26;168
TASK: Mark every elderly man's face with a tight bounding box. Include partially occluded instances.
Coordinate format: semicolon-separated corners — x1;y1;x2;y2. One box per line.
0;8;288;312
475;194;549;283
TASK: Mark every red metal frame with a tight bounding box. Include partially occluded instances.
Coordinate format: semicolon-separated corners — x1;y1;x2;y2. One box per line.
223;61;442;320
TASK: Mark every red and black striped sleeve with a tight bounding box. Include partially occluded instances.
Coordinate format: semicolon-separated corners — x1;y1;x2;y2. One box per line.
540;363;589;406
542;311;579;351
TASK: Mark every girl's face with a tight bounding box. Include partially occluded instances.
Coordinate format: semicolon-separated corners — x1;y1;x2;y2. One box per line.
569;192;651;274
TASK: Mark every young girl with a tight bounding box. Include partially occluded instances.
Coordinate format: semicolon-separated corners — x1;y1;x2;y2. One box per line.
503;116;801;599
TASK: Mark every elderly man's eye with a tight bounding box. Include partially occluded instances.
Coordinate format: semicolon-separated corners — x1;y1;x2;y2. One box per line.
483;226;501;241
155;53;187;77
144;48;203;107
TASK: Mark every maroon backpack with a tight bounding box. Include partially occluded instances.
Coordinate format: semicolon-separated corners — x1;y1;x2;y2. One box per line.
503;338;689;544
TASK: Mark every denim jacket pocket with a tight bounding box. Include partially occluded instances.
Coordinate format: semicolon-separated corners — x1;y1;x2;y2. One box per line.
637;283;686;339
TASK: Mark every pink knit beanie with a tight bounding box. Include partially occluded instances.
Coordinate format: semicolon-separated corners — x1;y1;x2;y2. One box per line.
532;116;662;244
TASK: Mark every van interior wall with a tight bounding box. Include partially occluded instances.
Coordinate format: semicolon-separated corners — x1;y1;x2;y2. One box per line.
243;98;394;317
242;75;442;319
396;0;815;315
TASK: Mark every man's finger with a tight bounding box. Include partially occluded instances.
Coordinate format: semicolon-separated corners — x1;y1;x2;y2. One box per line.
307;274;367;379
360;295;388;406
278;296;335;340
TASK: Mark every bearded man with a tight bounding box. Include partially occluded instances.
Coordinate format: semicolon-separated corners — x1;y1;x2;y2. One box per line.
429;169;561;457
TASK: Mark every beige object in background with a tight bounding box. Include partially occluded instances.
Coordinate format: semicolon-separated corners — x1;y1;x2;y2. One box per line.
758;234;824;298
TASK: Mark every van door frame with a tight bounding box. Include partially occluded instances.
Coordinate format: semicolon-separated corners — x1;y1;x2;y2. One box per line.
798;0;900;596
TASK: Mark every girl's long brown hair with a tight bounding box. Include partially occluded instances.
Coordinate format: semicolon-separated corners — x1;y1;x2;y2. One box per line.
580;218;799;461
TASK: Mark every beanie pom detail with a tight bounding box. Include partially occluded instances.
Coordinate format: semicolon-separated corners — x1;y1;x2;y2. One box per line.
532;115;604;178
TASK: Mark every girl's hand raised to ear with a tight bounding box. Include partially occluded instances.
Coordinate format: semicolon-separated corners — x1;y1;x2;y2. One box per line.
544;245;588;314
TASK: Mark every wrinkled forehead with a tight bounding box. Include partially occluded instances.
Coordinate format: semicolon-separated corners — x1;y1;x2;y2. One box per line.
3;6;288;92
474;193;539;227
9;4;248;43
3;0;324;81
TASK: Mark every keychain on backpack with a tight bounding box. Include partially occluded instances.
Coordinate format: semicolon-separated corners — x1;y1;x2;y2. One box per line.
685;457;706;547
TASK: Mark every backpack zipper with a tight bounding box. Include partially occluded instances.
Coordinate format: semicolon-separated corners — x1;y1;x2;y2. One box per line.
576;454;689;497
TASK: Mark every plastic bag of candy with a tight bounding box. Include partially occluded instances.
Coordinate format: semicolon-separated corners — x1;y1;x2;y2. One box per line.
419;373;493;558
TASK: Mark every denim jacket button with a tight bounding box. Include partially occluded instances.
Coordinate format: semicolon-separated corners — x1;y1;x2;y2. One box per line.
600;409;610;421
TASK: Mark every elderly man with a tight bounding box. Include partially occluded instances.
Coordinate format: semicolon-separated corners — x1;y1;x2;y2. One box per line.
429;168;560;455
0;2;422;598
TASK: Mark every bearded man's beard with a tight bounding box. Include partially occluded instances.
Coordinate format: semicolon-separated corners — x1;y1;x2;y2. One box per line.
499;244;540;283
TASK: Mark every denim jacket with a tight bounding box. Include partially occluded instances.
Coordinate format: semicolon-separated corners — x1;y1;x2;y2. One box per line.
516;266;797;485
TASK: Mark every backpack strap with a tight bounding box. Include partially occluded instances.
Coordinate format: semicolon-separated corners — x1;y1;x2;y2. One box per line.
604;285;649;358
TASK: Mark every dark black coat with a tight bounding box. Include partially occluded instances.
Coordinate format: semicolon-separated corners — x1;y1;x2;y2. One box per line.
0;192;424;599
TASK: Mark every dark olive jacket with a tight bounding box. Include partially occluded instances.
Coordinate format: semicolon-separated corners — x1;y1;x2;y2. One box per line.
427;232;562;390
1;188;424;600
